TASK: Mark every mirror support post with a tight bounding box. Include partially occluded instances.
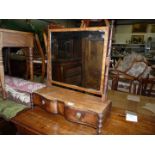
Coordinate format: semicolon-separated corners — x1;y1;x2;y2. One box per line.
102;20;114;102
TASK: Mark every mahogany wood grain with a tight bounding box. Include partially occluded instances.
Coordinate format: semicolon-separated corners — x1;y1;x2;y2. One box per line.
11;90;155;135
103;107;155;135
11;99;155;135
32;86;111;134
32;86;110;113
108;90;155;117
11;107;97;135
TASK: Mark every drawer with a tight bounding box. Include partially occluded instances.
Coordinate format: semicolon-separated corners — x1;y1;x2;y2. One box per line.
32;93;58;114
64;106;98;128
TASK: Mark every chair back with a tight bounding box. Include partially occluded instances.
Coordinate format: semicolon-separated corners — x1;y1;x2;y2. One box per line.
34;34;46;61
43;32;48;55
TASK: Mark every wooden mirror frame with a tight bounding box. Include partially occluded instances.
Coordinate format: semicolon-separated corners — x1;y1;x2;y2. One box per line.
47;26;110;97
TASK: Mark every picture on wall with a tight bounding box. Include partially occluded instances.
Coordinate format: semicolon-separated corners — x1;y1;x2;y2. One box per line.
132;24;147;33
131;35;144;44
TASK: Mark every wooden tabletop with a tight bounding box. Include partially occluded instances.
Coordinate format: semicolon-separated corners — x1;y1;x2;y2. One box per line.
108;90;155;117
11;90;155;135
11;107;97;135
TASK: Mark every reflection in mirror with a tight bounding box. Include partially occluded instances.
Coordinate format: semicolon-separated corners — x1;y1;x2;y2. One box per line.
3;47;28;79
51;31;105;90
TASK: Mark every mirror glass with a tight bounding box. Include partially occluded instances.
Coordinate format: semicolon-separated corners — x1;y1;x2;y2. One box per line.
51;30;105;91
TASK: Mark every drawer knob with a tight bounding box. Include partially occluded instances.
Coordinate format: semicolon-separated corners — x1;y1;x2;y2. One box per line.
42;99;45;105
76;112;82;120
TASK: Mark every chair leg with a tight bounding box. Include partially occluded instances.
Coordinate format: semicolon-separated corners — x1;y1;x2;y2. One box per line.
136;79;141;95
25;59;30;79
41;63;45;82
129;81;133;93
111;76;118;90
133;82;137;94
148;83;154;96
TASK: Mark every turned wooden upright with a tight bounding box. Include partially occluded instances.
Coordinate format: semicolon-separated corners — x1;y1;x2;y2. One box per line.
0;29;34;99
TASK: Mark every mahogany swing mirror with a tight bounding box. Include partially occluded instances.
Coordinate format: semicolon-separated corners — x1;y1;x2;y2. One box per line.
47;26;109;96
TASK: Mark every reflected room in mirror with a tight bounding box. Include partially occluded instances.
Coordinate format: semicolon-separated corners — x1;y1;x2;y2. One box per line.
48;27;109;96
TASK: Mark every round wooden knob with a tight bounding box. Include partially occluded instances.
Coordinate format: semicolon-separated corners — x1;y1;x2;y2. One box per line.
42;99;45;105
76;112;82;120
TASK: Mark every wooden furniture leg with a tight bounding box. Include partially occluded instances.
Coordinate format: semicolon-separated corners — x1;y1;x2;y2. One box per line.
25;56;29;79
111;75;118;90
0;46;7;99
29;47;34;81
7;48;12;75
41;60;46;82
148;83;154;96
97;113;104;134
129;81;133;93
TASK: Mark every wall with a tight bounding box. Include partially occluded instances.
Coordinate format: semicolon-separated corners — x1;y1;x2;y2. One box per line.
113;24;155;44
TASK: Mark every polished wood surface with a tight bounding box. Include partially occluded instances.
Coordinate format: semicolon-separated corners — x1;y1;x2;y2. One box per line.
108;90;155;117
11;107;97;135
11;90;155;135
106;90;155;134
103;107;155;135
0;29;34;99
32;86;111;113
32;86;111;134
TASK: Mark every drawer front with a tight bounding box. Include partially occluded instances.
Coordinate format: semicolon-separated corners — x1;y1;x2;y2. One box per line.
64;106;98;128
32;93;58;114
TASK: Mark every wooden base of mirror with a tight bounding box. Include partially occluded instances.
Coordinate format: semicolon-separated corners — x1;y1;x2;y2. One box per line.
32;86;111;134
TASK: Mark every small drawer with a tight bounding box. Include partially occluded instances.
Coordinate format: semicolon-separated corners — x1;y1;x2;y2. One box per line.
64;106;98;128
32;93;58;114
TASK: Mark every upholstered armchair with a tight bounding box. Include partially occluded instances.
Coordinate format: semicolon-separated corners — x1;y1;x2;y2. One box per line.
110;52;151;95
